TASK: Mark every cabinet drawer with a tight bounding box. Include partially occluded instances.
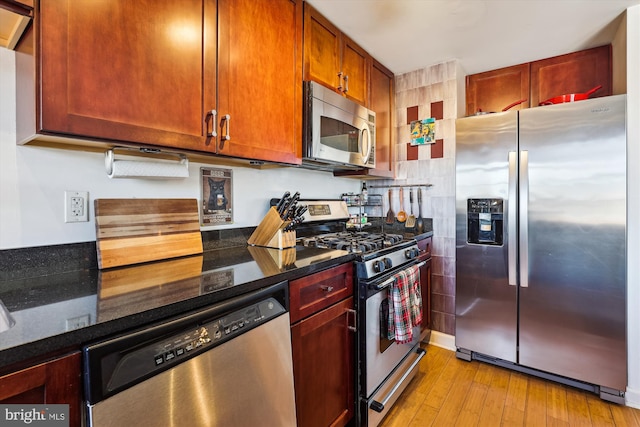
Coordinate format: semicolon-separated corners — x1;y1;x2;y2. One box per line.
417;236;432;259
290;263;353;324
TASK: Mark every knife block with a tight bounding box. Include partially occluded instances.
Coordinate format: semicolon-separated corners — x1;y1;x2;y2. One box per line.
247;207;296;249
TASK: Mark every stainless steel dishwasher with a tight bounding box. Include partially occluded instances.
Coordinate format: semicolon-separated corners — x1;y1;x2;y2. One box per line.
83;281;297;427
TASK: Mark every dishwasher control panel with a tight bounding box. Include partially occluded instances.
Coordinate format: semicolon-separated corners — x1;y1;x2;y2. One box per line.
86;295;287;403
152;300;278;367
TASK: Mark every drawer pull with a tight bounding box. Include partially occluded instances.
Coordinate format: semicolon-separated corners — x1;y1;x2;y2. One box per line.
321;286;334;293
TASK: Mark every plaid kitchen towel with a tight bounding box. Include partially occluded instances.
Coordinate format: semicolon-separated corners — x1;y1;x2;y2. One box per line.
388;264;422;344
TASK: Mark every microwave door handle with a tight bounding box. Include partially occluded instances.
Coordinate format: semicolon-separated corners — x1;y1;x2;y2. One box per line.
360;126;372;164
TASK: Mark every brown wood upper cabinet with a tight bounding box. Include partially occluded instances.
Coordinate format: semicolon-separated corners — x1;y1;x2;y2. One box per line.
465;45;611;116
16;0;301;165
303;2;369;106
466;63;530;116
530;44;611;106
216;0;302;165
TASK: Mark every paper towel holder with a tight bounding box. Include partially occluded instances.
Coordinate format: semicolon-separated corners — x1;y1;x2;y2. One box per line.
105;147;189;179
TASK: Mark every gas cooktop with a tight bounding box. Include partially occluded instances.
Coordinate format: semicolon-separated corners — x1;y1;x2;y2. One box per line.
298;231;405;254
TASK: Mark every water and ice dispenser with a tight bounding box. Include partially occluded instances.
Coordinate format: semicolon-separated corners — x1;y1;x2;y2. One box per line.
467;198;503;246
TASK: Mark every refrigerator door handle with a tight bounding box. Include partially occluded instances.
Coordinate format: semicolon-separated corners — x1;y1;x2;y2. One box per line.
519;150;529;288
508;151;517;286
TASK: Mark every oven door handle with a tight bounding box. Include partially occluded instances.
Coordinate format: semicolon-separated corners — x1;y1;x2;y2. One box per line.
372;277;396;290
370;347;426;413
370;261;426;290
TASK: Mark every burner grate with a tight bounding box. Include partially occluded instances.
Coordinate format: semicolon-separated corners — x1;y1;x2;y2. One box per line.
300;231;406;254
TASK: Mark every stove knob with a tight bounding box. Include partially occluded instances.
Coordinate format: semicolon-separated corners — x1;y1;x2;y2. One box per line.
373;260;386;273
405;248;419;259
383;258;393;269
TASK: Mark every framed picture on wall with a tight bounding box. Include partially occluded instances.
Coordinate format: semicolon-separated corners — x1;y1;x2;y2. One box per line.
200;167;233;226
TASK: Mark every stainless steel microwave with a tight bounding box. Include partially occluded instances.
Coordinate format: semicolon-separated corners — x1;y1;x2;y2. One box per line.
302;81;375;170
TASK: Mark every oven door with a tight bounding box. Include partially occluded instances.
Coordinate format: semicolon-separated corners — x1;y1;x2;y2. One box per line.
364;282;421;398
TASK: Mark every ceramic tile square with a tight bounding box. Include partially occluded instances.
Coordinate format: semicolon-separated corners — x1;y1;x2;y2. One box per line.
444;237;456;258
416;160;433;181
397;123;410;146
407;105;419;124
443;256;456;277
441;118;455;139
417;144;431;161
430;82;444;101
444;96;457;119
431;139;444;158
428;63;445;84
432;293;455;314
431;275;456;296
445;61;458;81
431;101;444;120
395;161;408;180
396;107;407;127
432;255;444;276
406;143;418;161
396;139;407;162
444;80;457;100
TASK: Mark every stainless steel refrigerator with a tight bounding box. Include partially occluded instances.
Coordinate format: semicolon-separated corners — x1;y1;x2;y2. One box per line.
455;94;627;403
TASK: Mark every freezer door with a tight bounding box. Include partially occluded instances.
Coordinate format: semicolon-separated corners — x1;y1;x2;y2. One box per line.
518;95;627;391
455;111;518;362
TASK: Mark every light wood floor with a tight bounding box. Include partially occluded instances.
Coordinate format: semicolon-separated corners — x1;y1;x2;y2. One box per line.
380;344;640;427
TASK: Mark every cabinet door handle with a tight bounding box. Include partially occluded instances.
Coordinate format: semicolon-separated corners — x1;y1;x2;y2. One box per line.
337;71;343;91
346;308;357;332
343;74;349;93
221;114;231;141
321;285;334;293
206;110;217;137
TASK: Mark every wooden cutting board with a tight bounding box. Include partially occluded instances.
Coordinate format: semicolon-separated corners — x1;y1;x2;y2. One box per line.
95;198;203;269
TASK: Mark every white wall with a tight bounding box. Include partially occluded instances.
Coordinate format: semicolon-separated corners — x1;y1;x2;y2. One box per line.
0;48;360;250
624;4;640;409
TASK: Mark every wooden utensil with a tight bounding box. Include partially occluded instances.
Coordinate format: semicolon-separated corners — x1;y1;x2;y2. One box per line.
385;188;395;224
406;188;416;229
396;187;406;223
416;187;424;233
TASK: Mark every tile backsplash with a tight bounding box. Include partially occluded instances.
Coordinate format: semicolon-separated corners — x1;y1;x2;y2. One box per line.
389;60;465;336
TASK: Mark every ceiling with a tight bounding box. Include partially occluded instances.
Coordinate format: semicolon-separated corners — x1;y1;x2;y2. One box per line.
306;0;640;76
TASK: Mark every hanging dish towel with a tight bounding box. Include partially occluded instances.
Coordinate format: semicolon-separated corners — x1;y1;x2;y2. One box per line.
387;264;422;343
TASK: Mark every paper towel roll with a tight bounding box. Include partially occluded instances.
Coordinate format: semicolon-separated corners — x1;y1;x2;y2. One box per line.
105;149;189;179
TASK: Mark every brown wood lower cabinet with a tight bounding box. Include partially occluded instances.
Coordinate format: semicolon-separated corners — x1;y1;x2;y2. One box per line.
0;352;82;427
290;263;355;427
417;236;432;339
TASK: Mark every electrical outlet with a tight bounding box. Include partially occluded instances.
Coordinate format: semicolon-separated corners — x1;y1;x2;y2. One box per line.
66;314;90;331
65;191;89;222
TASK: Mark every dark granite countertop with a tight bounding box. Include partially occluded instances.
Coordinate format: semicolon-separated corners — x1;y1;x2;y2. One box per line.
0;243;354;370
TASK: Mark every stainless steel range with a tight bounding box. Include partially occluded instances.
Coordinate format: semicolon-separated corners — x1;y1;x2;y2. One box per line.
294;199;427;427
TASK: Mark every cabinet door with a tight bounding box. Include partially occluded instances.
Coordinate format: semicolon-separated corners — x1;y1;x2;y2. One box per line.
368;59;394;177
291;297;355;427
419;257;432;334
39;1;215;152
303;2;341;93
530;44;611;106
217;0;302;164
465;63;530;116
0;353;81;427
340;35;369;106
